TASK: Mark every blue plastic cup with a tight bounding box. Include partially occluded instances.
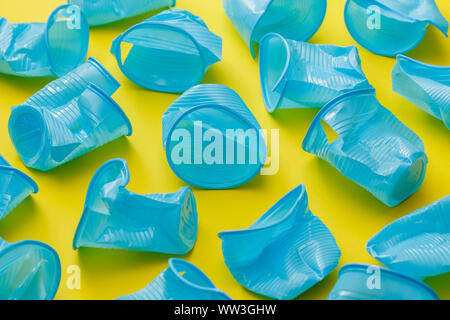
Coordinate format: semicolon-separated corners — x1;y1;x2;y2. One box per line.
259;33;373;112
344;0;448;56
392;55;450;129
73;159;198;254
110;9;222;93
0;155;38;221
367;196;450;279
327;263;439;300
223;0;327;58
0;237;61;300
162;84;268;189
117;258;232;300
218;184;341;300
302;88;428;207
8;58;132;171
68;0;175;26
0;4;89;77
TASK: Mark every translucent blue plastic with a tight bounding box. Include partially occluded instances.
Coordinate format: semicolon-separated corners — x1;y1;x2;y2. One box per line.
0;237;61;300
344;0;449;56
259;33;373;112
302;88;427;207
8;58;132;171
0;155;38;222
68;0;175;26
117;258;232;300
367;196;450;279
327;263;439;300
392;55;450;129
73;159;197;254
0;4;89;77
162;84;267;189
218;184;341;300
110;9;222;93
223;0;327;58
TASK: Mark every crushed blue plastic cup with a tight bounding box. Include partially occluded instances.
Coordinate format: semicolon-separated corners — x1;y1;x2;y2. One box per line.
302;88;428;207
259;33;373;112
0;237;61;300
117;258;232;300
327;263;439;300
344;0;449;56
110;9;222;93
73;159;197;254
162;84;267;189
392;55;450;129
0;4;89;77
223;0;327;58
218;184;341;300
68;0;175;26
367;196;450;279
8;58;132;171
0;154;38;222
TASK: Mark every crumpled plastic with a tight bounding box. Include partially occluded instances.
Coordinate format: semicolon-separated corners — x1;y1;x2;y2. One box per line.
0;237;61;300
344;0;449;56
162;84;268;189
302;88;427;207
392;55;450;129
73;159;198;254
259;33;373;112
223;0;327;58
0;154;38;222
219;184;341;300
367;196;450;279
8;57;132;171
0;4;89;77
117;258;232;300
327;263;439;300
111;9;222;92
68;0;175;26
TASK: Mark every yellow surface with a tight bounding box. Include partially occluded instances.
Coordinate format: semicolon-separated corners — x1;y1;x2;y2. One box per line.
0;0;449;300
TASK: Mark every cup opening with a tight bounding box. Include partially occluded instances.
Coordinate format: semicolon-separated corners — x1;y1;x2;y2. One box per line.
169;259;215;290
0;241;60;300
118;23;204;92
344;0;427;56
9;106;46;162
250;184;307;230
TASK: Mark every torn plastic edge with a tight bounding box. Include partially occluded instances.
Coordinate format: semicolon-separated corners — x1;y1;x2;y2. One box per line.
302;88;377;152
301;87;428;207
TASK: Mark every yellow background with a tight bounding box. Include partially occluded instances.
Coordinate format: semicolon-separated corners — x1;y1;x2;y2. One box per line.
0;0;449;300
